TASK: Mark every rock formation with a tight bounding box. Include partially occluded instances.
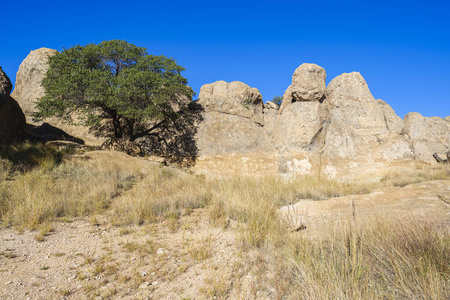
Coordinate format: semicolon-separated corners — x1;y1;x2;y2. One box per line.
11;48;58;119
321;72;412;162
0;67;26;144
262;101;279;137
272;64;328;174
10;47;450;177
192;64;447;177
403;112;450;163
195;81;270;155
11;48;104;145
279;63;326;111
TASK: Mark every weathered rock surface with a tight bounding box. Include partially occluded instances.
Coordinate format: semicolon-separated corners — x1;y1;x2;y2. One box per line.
0;67;13;95
271;64;327;175
193;65;446;177
11;48;57;118
280;63;326;111
280;180;450;234
322;72;412;162
9;48;449;176
197;80;264;125
195;81;270;156
11;48;105;145
262;101;279;137
0;67;26;143
403;112;450;163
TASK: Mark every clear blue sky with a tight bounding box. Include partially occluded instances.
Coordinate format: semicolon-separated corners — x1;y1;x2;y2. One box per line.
1;0;449;118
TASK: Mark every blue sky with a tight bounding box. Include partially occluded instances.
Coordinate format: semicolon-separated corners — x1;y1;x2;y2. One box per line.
1;0;449;118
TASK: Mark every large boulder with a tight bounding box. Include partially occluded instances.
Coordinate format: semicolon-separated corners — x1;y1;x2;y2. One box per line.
321;72;412;161
11;48;58;119
11;48;105;145
403;112;450;163
271;64;328;175
0;67;26;143
195;81;270;155
197;80;264;125
279;63;326;111
274;63;328;151
0;67;13;95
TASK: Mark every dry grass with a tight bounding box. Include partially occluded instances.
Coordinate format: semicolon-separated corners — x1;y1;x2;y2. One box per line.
381;162;450;187
109;167;211;226
277;217;450;299
0;144;144;229
0;143;449;299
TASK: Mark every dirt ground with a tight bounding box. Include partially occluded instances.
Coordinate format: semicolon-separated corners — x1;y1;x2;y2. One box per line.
0;209;276;300
1;152;449;299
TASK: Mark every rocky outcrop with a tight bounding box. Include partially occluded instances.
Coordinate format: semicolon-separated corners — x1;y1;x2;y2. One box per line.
0;67;26;144
193;64;446;177
403;113;450;163
322;72;412;162
274;64;328;150
279;63;326;111
0;67;13;95
11;48;57;118
262;101;279;137
12;48;105;145
197;81;264;125
271;64;328;175
195;81;270;155
9;47;449;176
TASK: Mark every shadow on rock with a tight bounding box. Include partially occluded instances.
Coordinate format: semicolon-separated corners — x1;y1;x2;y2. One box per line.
27;122;85;145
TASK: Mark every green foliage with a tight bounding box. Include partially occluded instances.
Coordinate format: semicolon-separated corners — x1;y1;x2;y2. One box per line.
35;40;193;140
270;95;282;106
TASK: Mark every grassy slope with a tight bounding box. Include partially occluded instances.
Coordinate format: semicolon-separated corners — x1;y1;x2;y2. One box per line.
1;143;449;299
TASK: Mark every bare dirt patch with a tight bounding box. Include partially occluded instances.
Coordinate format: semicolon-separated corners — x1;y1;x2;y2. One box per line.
0;208;276;299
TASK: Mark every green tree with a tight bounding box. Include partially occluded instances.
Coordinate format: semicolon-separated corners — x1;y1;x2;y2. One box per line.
270;95;282;106
35;40;193;141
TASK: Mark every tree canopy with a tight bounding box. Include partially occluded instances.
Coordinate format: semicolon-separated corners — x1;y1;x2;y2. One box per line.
35;40;193;141
270;95;282;106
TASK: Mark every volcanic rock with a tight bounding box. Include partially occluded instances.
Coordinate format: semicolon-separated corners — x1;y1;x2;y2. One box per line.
11;48;57;119
262;101;279;136
195;81;270;155
0;67;26;143
321;72;412;161
279;63;326;111
197;80;264;125
403;112;450;163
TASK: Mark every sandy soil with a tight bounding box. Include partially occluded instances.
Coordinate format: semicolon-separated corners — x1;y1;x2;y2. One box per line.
0;209;275;300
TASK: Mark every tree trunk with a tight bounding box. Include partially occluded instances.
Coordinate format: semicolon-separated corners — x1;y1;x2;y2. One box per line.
124;118;135;141
111;113;123;138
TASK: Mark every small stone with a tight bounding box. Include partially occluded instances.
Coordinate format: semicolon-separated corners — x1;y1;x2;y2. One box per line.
5;281;12;285
139;282;150;289
151;281;158;286
68;275;77;281
140;271;147;277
